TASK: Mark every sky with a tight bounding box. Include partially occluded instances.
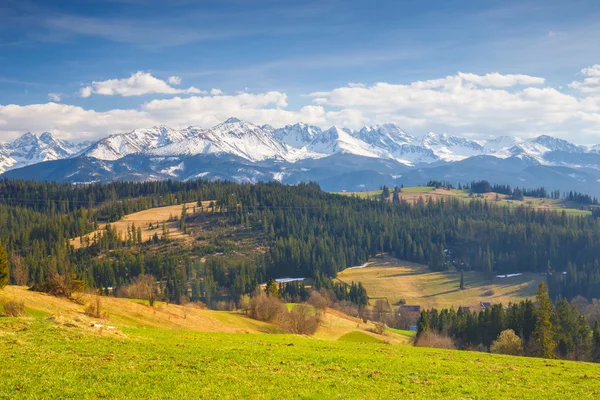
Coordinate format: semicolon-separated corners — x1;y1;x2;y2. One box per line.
2;0;600;143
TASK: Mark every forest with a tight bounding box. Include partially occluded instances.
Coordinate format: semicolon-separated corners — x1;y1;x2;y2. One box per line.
1;178;600;304
416;282;600;362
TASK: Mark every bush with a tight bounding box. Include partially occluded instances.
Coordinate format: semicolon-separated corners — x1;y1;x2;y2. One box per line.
482;289;495;297
307;290;329;310
84;295;108;319
249;295;287;322
30;274;85;298
283;305;320;335
415;331;456;349
116;275;157;306
372;321;386;335
3;300;25;317
238;294;251;314
332;301;359;318
490;329;523;356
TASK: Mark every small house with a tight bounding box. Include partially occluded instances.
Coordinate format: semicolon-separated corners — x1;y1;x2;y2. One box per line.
399;305;421;313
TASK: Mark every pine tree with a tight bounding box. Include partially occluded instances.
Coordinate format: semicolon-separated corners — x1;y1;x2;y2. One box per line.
532;282;556;358
0;241;9;288
416;311;429;338
460;271;465;290
265;278;279;298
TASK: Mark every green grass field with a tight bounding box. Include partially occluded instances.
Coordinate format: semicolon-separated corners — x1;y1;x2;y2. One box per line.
337;256;543;309
2;315;599;399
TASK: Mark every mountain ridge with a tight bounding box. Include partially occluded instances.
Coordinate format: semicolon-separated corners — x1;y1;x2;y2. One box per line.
3;118;600;196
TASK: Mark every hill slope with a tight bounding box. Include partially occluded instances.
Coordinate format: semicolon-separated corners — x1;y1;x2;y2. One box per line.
1;287;598;399
337;256;543;309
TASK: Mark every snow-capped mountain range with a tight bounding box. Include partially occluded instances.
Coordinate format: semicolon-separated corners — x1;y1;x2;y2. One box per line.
2;118;600;196
1;118;596;172
0;132;91;173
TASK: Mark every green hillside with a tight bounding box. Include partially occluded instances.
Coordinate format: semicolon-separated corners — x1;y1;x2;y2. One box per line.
2;312;599;399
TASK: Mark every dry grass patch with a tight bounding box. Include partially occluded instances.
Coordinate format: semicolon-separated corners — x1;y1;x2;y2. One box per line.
70;201;214;248
337;255;543;309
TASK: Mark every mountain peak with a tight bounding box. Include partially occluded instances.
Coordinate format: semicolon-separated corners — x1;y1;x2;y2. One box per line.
224;117;242;124
39;132;58;145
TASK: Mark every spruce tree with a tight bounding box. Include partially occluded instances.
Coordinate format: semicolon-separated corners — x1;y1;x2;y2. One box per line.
532;282;556;358
460;271;465;290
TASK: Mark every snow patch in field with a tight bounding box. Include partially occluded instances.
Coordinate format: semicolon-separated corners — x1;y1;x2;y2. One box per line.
345;263;369;270
275;277;306;283
496;273;523;278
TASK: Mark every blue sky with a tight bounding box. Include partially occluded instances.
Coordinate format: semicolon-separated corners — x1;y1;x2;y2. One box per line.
2;0;600;143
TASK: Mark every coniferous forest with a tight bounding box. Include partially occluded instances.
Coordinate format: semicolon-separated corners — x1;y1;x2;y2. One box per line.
1;178;600;305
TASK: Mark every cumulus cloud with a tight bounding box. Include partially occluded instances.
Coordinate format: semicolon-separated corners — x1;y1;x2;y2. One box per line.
79;71;202;97
2;68;600;143
309;70;600;140
167;76;181;85
48;93;61;102
569;65;600;95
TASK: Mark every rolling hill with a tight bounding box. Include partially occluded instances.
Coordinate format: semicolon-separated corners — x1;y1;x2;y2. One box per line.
1;286;598;399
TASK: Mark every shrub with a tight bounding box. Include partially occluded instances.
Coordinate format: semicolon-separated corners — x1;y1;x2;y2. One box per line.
482;289;495;297
307;290;329;310
116;275;157;306
490;329;523;356
3;300;25;317
29;274;85;298
415;331;456;349
238;294;251;314
249;295;287;322
332;301;359;317
283;305;320;335
372;321;386;335
84;295;108;319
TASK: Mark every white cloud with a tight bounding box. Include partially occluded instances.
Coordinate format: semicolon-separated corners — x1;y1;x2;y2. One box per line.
48;93;61;102
569;65;600;95
457;72;545;87
79;71;203;97
210;88;223;95
2;68;600;143
581;65;600;77
168;76;181;85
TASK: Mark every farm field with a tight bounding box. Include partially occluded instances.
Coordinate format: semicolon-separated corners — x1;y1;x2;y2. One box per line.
2;290;599;399
336;186;592;216
337;256;543;310
70;201;214;248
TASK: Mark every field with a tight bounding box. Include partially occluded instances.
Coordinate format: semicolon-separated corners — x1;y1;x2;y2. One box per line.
336;186;592;216
70;201;214;248
2;288;599;399
337;256;544;309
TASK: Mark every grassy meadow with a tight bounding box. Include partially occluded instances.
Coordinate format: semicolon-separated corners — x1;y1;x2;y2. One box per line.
337;256;543;310
336;186;592;216
2;311;600;399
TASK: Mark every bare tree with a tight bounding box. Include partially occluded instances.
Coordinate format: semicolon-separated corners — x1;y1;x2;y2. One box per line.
10;254;28;286
374;299;391;322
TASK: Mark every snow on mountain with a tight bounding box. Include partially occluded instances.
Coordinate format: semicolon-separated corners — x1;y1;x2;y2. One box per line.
3;120;600;177
274;123;322;148
419;132;485;162
153;118;288;162
0;132;90;174
482;136;521;153
355;124;414;151
532;135;586;153
308;126;387;159
84;125;191;160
